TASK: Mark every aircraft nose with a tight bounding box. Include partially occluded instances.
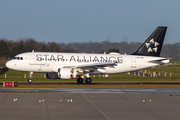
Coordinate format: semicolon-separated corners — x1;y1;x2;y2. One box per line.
5;61;12;69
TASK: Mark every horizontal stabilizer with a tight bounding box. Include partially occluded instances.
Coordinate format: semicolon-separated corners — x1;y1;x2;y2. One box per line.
148;58;170;65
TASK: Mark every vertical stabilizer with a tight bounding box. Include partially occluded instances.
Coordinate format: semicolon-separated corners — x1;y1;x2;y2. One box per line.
132;26;167;57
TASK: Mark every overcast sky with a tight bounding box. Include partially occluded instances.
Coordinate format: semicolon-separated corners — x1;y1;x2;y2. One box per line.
0;0;179;43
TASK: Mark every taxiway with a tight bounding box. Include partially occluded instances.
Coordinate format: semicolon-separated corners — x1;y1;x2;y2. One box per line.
0;88;180;120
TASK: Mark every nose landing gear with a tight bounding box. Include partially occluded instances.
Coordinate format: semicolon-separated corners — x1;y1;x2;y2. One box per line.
28;72;33;83
28;79;32;83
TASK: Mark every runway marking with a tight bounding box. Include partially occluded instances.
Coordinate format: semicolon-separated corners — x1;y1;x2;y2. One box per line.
81;93;110;120
118;94;163;119
143;99;152;102
0;93;8;105
168;95;180;97
39;99;45;102
13;98;17;102
44;93;50;120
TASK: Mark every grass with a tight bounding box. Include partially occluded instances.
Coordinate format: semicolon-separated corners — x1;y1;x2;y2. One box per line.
10;84;180;88
1;66;180;82
169;60;180;64
1;65;180;88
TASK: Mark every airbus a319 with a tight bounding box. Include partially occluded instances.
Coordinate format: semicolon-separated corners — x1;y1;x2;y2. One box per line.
6;26;169;84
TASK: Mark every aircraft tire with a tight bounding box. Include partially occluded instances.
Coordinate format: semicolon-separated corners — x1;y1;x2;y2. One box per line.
85;78;92;84
28;79;32;83
77;78;83;83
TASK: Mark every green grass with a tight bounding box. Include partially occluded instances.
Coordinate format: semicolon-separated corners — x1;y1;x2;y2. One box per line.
169;60;180;64
0;70;45;79
1;65;180;83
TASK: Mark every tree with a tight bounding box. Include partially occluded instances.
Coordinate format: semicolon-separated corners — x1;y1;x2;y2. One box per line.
17;44;25;54
48;42;62;52
108;48;120;53
0;40;9;57
40;45;50;52
25;45;34;52
12;46;18;57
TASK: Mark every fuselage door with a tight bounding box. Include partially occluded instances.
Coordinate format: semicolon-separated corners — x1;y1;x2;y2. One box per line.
131;57;136;68
29;54;35;65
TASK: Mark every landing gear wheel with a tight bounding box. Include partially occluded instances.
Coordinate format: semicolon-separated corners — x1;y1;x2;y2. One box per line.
28;79;32;83
85;78;92;84
28;72;33;83
77;77;84;83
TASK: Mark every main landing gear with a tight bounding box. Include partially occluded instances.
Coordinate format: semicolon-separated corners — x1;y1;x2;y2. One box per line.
85;78;92;84
77;76;84;83
28;72;33;83
77;76;92;84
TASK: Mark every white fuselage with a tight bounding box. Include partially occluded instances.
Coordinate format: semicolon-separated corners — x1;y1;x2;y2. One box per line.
6;52;169;75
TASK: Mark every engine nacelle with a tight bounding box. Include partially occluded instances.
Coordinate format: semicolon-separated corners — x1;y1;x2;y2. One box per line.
46;73;58;79
58;68;77;79
46;68;77;79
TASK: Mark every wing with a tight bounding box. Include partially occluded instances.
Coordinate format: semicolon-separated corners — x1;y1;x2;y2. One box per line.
64;62;116;71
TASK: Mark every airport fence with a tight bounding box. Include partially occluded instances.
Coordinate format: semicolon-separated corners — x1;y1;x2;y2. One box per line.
0;74;108;79
131;69;173;77
0;74;47;79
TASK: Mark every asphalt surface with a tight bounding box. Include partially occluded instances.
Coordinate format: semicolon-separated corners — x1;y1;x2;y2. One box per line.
2;82;180;86
0;88;180;119
1;88;180;93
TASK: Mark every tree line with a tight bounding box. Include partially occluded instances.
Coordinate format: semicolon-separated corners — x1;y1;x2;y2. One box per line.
0;38;180;60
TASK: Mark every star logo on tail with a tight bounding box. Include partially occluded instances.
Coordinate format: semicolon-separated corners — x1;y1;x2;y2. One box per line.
145;38;159;53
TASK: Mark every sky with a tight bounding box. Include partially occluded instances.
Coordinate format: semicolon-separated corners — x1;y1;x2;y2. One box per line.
0;0;180;44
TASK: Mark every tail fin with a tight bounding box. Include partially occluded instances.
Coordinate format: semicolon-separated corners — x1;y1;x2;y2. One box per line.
132;26;167;57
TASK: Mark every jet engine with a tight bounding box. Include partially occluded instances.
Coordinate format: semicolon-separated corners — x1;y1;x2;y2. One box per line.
46;72;58;79
46;68;76;79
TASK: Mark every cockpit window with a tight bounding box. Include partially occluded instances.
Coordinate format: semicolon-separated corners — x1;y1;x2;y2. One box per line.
13;57;23;60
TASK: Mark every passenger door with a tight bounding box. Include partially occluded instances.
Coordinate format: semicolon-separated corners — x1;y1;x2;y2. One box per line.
131;57;136;68
29;54;35;65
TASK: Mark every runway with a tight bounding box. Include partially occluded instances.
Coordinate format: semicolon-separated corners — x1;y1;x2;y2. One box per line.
0;88;180;120
1;88;180;93
2;82;180;86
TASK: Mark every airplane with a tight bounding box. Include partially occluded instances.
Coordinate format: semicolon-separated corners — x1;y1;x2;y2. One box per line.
6;26;169;84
